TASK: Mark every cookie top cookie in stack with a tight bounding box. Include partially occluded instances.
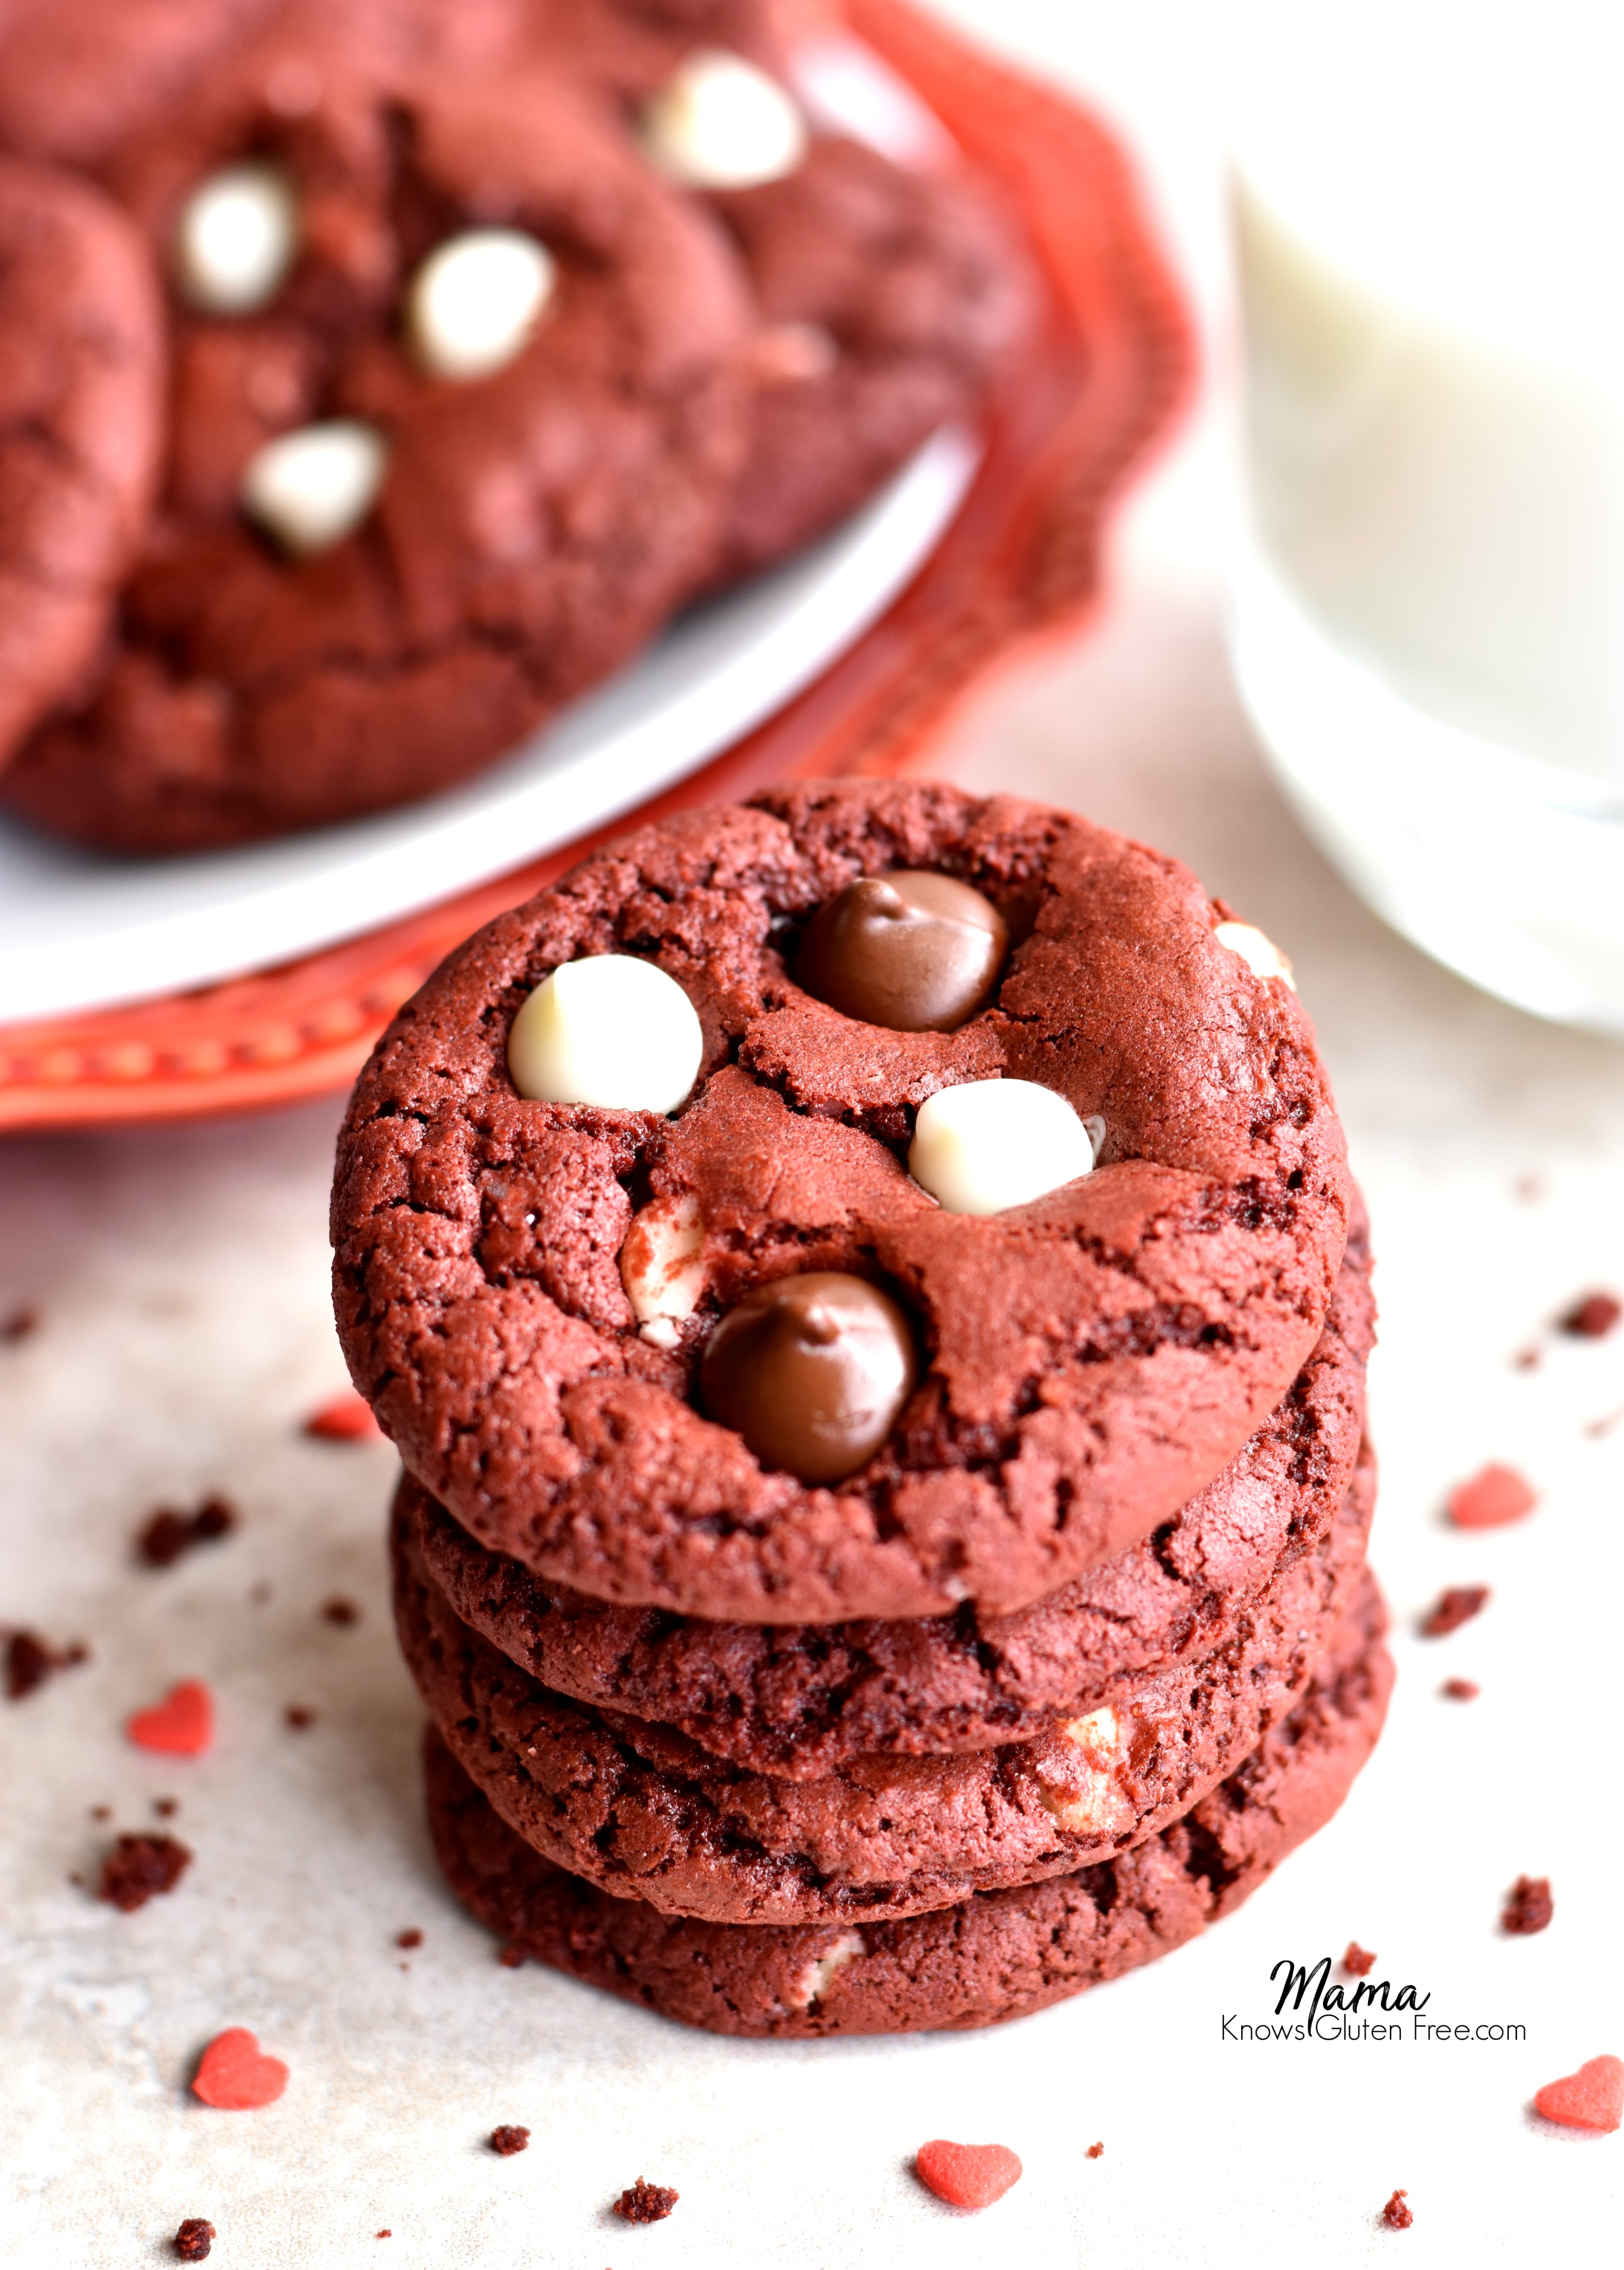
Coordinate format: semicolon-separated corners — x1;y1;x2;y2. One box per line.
332;779;1353;1623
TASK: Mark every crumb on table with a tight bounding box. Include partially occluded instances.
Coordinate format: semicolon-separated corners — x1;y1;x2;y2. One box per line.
1381;2189;1413;2230
1;1303;39;1342
173;2218;215;2260
614;2179;678;2223
98;1833;192;1912
489;2125;530;2156
6;1628;88;1700
321;1596;361;1627
396;1928;423;1950
1440;1678;1480;1701
1343;1942;1376;1976
1561;1291;1621;1338
285;1705;316;1730
1085;2141;1104;2159
1501;1875;1553;1936
137;1498;237;1569
1420;1586;1489;1638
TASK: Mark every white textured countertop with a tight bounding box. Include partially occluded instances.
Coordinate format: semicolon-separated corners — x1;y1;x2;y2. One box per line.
4;6;1623;2263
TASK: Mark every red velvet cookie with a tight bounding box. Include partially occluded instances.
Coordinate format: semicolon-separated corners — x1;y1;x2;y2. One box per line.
0;157;164;772
333;783;1352;1623
405;1216;1371;1775
2;49;751;850
423;1582;1392;2035
394;1477;1372;1925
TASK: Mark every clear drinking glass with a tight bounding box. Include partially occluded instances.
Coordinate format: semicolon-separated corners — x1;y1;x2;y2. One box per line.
1227;0;1624;1030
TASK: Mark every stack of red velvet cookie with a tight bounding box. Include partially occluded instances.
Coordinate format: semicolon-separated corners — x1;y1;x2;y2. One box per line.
0;0;1031;850
330;780;1391;2037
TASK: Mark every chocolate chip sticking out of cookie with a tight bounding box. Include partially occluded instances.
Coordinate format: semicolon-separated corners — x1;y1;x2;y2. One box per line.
909;1077;1094;1215
642;50;806;189
794;872;1007;1033
407;229;556;381
172;161;298;313
700;1270;915;1485
507;955;703;1113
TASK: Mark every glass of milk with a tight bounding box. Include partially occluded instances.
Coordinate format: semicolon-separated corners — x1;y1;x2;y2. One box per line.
1227;0;1624;1029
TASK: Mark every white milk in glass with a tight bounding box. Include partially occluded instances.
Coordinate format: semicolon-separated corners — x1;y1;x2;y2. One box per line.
1228;0;1624;1028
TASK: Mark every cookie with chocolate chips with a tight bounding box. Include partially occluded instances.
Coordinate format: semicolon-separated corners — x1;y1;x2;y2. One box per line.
394;1455;1372;1924
404;1213;1371;1774
1;40;751;850
423;1576;1392;2035
0;157;164;772
332;781;1353;1624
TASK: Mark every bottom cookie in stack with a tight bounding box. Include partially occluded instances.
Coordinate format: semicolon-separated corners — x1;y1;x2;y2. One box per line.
423;1580;1391;2037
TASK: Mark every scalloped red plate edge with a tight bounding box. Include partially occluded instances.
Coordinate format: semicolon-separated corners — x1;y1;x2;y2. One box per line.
0;0;1192;1133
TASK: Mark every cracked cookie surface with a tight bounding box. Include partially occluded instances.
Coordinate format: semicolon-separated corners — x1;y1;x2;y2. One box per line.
397;1472;1373;1924
0;156;164;772
423;1582;1392;2034
2;49;750;850
406;1212;1371;1774
333;782;1352;1622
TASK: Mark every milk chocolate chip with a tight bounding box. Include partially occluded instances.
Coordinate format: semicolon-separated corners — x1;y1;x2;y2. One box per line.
700;1271;916;1485
794;872;1007;1033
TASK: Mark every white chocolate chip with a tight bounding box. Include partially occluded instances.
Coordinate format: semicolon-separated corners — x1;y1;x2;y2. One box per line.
240;421;388;555
749;321;838;385
407;228;557;381
642;50;808;189
1034;1705;1137;1836
507;955;703;1114
621;1192;708;1347
908;1078;1094;1217
796;1929;865;2008
1214;921;1296;990
173;162;299;313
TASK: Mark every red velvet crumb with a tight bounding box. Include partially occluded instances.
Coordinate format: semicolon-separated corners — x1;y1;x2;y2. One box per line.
6;1628;88;1700
1420;1587;1489;1638
489;2125;529;2156
321;1597;360;1627
1085;2142;1104;2159
614;2179;678;2223
173;2219;215;2260
1441;1678;1480;1700
1502;1876;1553;1935
1381;2189;1413;2230
137;1498;236;1568
1561;1291;1621;1338
98;1833;192;1912
1344;1942;1376;1976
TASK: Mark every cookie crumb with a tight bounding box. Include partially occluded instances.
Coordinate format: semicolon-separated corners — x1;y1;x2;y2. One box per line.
613;2179;678;2223
321;1596;360;1627
1381;2189;1412;2230
1420;1586;1489;1638
498;1944;525;1968
173;2219;215;2261
304;1390;382;1441
137;1498;237;1569
90;1803;111;1821
1441;1677;1480;1701
1445;1466;1536;1530
154;1796;179;1819
1512;1345;1540;1370
1;1303;39;1343
396;1929;423;1950
1085;2141;1104;2159
376;2230;391;2239
98;1832;192;1912
1502;1875;1553;1936
6;1628;89;1700
1344;1942;1376;1976
284;1705;315;1730
489;2125;529;2156
1561;1291;1621;1338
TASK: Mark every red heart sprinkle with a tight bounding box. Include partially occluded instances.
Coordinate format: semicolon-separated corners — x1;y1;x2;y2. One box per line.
304;1390;381;1441
126;1679;213;1756
1533;2055;1624;2133
914;2140;1023;2210
192;2027;289;2109
1447;1464;1537;1529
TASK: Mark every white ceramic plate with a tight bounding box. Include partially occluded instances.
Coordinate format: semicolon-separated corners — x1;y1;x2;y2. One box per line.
0;34;972;1026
